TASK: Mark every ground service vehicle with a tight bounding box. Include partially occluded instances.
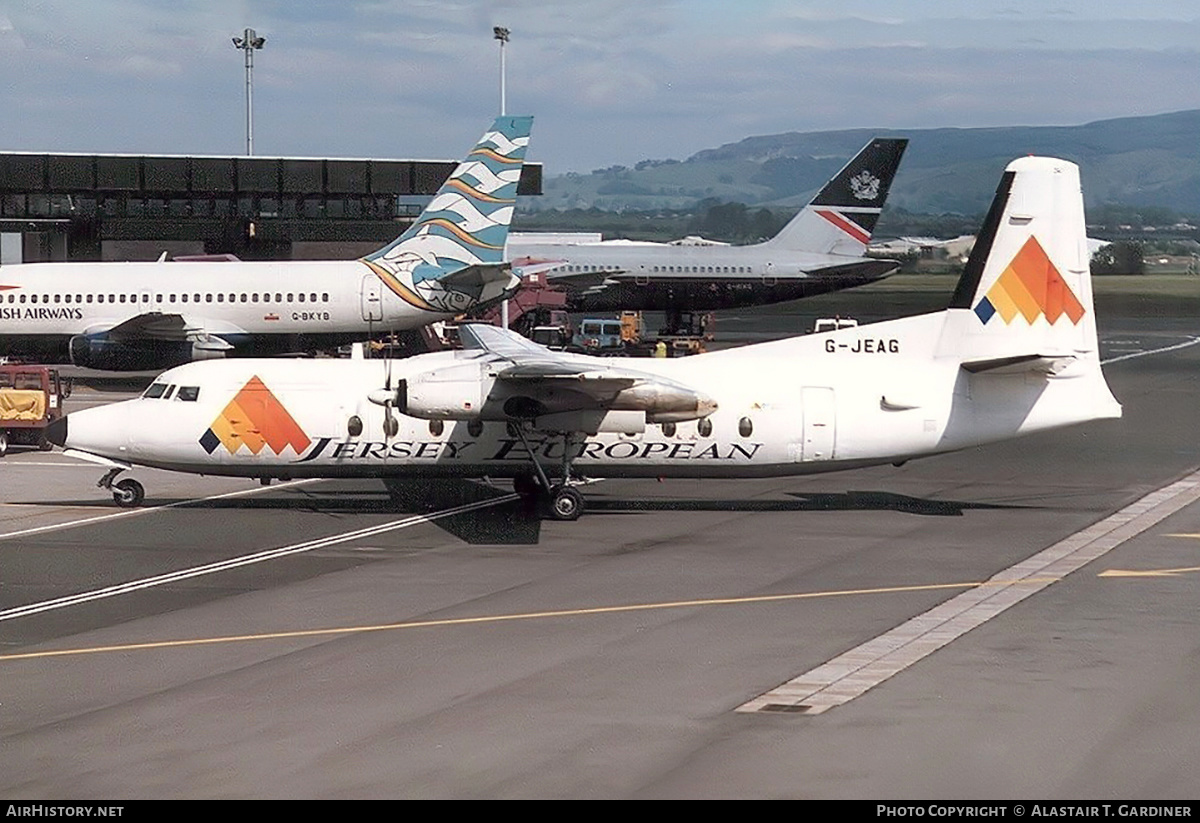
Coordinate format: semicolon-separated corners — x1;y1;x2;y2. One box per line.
0;364;69;456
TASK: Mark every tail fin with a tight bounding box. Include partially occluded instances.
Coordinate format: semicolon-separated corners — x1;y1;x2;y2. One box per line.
362;116;533;313
939;156;1103;371
762;137;907;255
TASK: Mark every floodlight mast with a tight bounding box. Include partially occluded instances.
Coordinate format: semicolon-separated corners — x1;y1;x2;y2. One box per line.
232;28;266;155
494;26;511;328
494;26;509;117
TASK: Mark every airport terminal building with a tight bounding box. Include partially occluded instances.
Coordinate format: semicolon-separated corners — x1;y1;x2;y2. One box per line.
0;151;542;264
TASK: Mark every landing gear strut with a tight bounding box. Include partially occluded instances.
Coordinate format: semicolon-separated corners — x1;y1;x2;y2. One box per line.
98;467;145;508
511;424;587;521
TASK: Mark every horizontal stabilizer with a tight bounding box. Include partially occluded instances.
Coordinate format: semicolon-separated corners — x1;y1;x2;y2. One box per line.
961;353;1079;375
439;263;517;290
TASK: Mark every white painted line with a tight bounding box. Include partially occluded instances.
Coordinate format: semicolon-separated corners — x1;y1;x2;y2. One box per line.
738;468;1200;715
1101;336;1200;365
0;492;517;622
0;461;103;468
0;479;319;542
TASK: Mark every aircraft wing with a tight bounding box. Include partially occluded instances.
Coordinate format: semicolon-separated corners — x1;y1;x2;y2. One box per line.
450;323;715;424
95;312;237;352
543;268;621;292
104;312;197;342
458;322;636;394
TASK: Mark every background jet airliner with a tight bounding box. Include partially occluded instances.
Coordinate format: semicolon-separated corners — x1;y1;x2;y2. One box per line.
506;137;907;314
51;156;1120;520
0;116;533;371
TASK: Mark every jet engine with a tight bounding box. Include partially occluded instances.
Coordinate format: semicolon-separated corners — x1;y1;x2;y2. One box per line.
69;335;229;371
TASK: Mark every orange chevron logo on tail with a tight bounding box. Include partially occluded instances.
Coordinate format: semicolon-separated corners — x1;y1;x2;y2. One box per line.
199;376;310;456
973;236;1085;325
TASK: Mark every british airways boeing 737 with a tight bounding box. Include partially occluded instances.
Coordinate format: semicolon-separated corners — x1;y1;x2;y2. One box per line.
0;117;533;371
506;138;908;314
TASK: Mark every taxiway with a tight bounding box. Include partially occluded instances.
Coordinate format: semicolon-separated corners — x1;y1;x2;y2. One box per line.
1;298;1197;798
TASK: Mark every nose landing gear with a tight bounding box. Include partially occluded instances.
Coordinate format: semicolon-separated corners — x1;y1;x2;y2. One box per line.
97;467;145;508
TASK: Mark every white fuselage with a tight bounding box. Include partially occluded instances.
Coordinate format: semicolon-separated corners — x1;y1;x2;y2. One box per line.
0;258;437;342
58;309;1122;483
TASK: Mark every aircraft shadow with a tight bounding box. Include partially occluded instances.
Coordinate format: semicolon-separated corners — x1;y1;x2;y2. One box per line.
22;480;541;545
583;490;1034;517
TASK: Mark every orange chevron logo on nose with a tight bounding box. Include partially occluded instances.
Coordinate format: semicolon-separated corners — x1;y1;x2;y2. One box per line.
199;376;310;456
973;236;1085;325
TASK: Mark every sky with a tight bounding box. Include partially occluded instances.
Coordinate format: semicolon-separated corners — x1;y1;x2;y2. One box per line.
0;1;1197;174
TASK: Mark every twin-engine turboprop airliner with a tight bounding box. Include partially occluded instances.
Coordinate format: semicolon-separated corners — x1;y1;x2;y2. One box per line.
49;156;1121;519
0;116;533;371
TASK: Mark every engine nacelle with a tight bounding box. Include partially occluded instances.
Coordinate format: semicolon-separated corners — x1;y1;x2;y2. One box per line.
611;383;717;423
69;335;222;372
398;377;486;420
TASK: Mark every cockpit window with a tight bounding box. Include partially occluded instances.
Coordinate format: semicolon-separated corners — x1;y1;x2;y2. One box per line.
177;386;200;402
144;383;168;399
162;385;176;400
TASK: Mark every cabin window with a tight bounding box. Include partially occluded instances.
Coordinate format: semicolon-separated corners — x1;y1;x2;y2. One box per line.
287;293;294;302
322;293;329;302
467;419;483;438
177;386;200;402
240;294;247;303
275;293;282;302
697;417;713;437
169;294;176;303
143;383;168;399
298;293;305;303
181;294;188;303
661;422;676;437
310;293;317;303
227;293;235;303
18;295;25;303
429;419;444;437
217;294;224;302
30;294;37;304
347;415;363;437
85;295;92;303
194;294;200;303
119;294;126;303
252;294;259;303
738;417;753;437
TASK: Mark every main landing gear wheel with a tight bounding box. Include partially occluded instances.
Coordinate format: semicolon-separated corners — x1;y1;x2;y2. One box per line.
0;431;8;458
112;478;145;508
546;485;584;521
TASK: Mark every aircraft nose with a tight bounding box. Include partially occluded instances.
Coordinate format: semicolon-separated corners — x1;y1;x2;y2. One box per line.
45;415;68;448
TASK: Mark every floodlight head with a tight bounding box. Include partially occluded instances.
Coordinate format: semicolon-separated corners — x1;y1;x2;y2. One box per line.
493;26;510;42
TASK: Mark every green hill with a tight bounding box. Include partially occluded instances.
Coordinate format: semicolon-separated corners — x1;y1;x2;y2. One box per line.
531;110;1200;216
